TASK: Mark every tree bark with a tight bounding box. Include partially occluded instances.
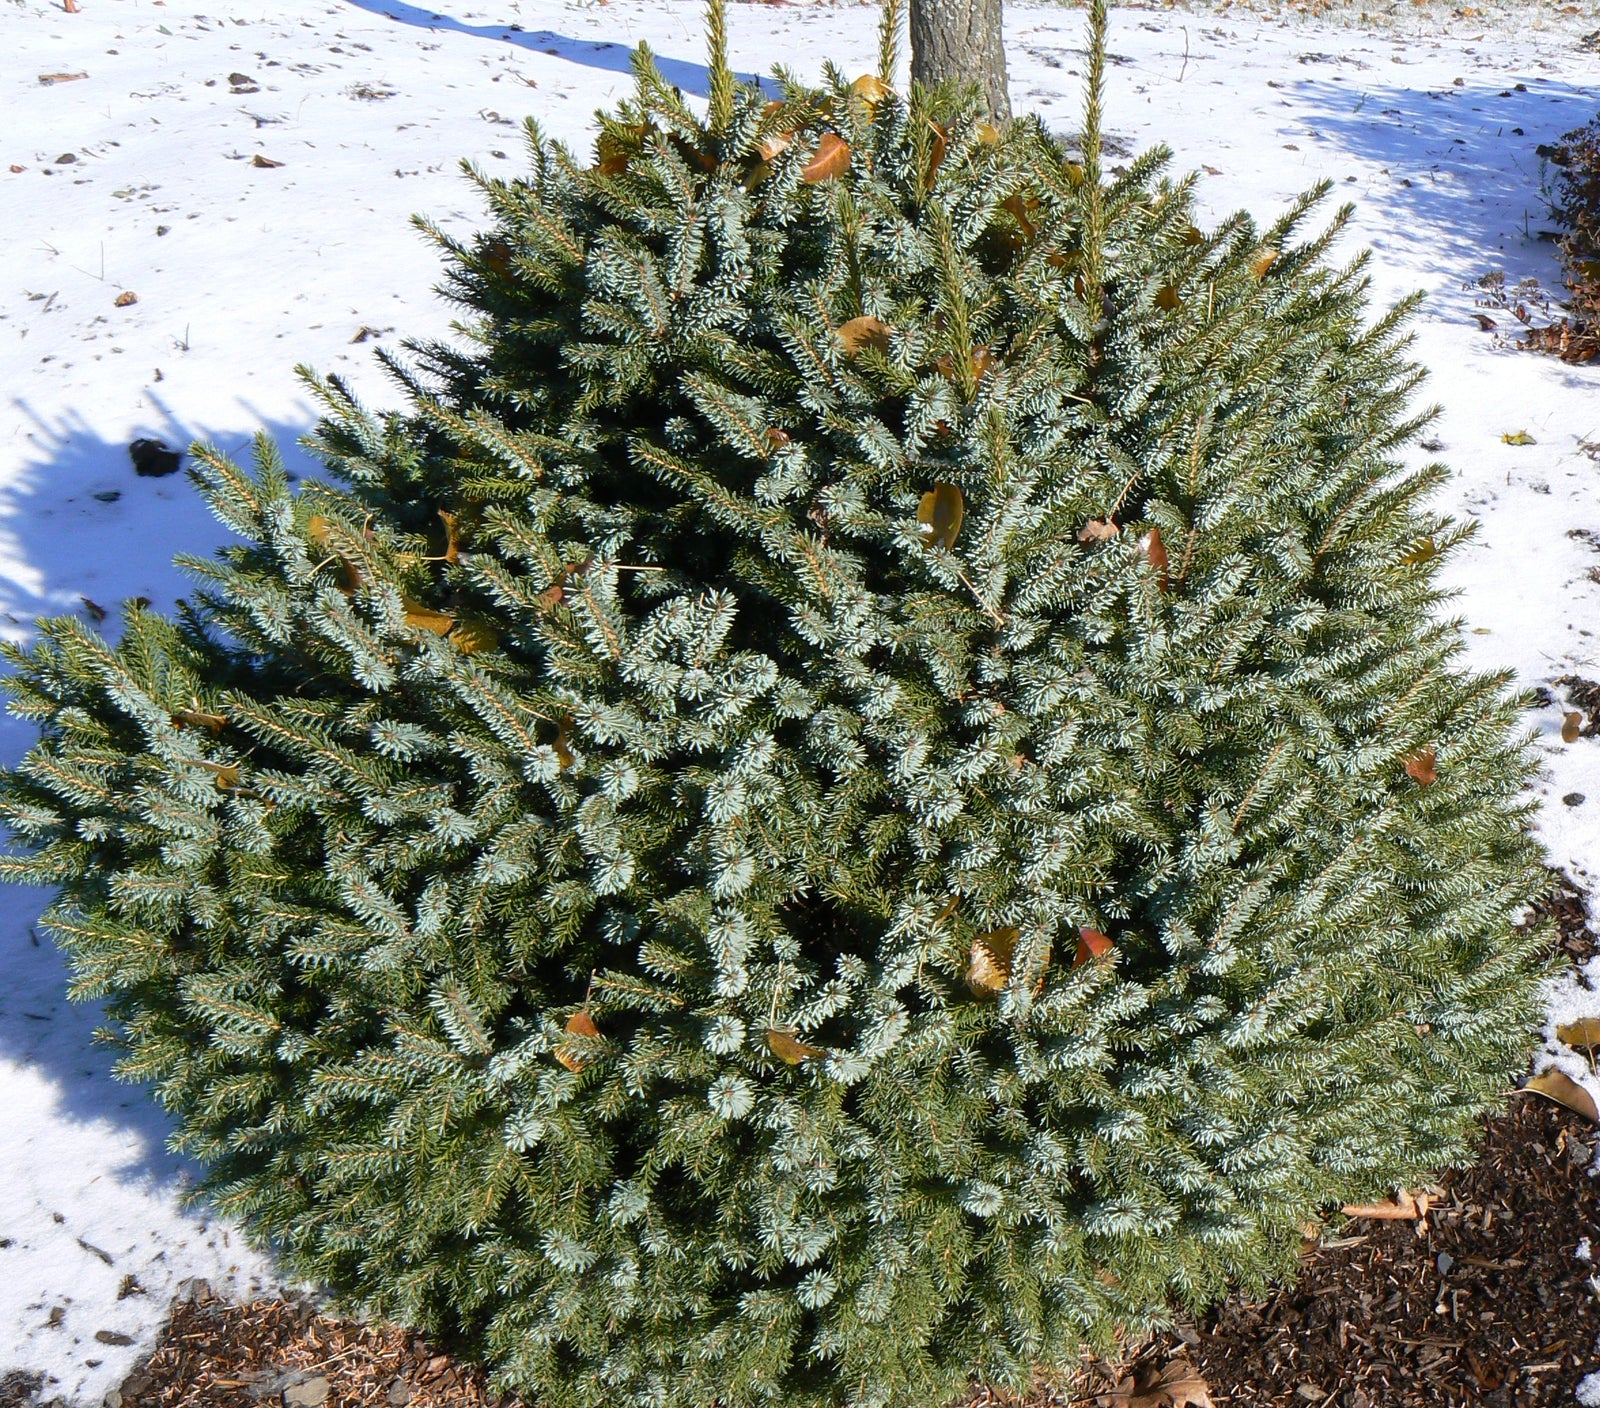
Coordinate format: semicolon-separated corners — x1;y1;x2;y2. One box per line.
909;0;1011;123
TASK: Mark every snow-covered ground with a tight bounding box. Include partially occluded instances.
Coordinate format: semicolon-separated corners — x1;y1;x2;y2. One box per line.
3;0;1599;1398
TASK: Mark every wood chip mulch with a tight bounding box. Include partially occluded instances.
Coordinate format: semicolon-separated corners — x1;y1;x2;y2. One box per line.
106;1289;523;1408
5;879;1596;1408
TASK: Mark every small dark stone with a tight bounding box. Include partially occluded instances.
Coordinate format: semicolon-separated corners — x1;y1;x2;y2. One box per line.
1565;792;1587;807
129;438;181;477
93;1330;135;1346
282;1374;330;1408
227;71;255;84
55;153;77;164
92;490;121;503
386;1379;412;1406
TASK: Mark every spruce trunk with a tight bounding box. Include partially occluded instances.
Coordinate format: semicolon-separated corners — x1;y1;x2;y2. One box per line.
909;0;1011;121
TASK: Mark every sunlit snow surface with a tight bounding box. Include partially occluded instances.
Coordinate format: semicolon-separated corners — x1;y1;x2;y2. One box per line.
3;0;1598;1397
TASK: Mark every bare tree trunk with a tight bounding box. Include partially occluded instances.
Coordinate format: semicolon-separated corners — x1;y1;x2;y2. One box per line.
909;0;1011;122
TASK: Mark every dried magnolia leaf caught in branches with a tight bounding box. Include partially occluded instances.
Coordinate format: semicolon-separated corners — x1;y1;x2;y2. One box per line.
1074;926;1114;967
1404;748;1438;786
966;927;1019;996
555;1009;600;1071
917;483;964;551
837;315;891;357
801;133;850;183
767;1028;824;1064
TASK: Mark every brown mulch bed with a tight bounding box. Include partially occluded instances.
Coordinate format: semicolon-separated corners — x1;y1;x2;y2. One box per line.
1158;1095;1600;1406
107;1291;523;1408
6;880;1597;1408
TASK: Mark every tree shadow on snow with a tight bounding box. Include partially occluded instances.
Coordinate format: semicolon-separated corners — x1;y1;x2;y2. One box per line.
342;0;771;99
0;399;324;1198
1285;74;1595;286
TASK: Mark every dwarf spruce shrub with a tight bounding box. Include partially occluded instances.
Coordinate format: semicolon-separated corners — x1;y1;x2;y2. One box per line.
0;3;1549;1404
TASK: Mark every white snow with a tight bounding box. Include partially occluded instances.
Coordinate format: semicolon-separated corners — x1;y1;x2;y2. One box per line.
3;0;1600;1399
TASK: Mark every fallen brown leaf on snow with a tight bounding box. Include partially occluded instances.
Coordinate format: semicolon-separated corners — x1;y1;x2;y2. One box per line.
1557;1016;1600;1049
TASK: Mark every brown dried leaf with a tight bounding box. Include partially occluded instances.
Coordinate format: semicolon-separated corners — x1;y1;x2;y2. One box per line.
553;718;577;770
1526;1067;1599;1122
448;617;498;656
837;315;892;356
763;426;791;451
251;155;285;169
1182;224;1206;246
1098;1351;1215;1408
999;192;1038;242
38;72;89;84
1399;537;1438;565
1472;312;1498;330
767;1028;825;1064
931;894;961;927
966;927;1020;997
934;345;995;385
1404;747;1438;786
755;105;794;161
1251;246;1279;278
851;73;891;112
402;600;455;635
173;708;227;733
1564;711;1584;744
1502;430;1537;446
917;482;964;551
1078;518;1120;544
113;290;138;308
555;1009;600;1071
801;132;850;183
927;121;949;180
1074;926;1114;967
1138;526;1169;587
435;509;460;564
200;761;242;791
482;238;512;273
1154;284;1181;311
1557;1017;1600;1049
975;122;1002;145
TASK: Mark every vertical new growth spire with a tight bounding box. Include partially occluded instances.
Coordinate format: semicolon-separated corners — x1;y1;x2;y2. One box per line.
706;0;735;132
